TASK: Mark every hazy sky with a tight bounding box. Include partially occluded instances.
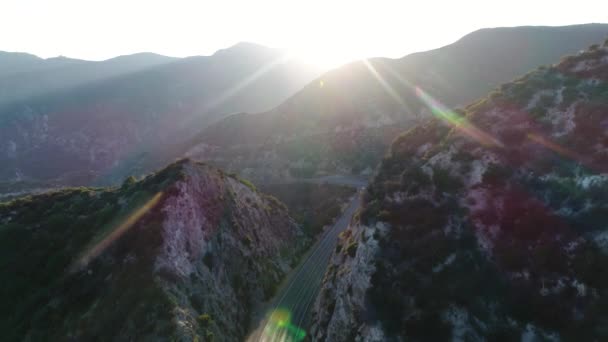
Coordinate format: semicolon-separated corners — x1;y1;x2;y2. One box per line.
1;0;606;67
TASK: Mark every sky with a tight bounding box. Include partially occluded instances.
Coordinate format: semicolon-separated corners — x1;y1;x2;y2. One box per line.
1;0;607;68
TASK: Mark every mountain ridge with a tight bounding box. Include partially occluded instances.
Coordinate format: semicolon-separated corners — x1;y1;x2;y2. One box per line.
185;24;608;184
0;42;321;187
311;36;608;341
0;158;309;341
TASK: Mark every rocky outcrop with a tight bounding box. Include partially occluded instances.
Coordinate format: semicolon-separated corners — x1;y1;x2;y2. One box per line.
312;40;608;340
0;159;308;341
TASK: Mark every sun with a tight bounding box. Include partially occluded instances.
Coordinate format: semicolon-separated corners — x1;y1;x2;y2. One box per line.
287;43;365;70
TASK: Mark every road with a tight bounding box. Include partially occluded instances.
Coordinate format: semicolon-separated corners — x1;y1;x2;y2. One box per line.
300;175;367;188
246;188;363;342
273;175;368;189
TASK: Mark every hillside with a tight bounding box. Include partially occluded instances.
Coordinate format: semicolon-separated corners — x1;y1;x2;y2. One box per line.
0;43;320;187
188;24;608;183
0;159;309;341
311;40;608;340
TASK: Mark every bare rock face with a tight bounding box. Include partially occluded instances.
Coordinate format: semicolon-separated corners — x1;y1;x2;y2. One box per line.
0;159;308;341
312;41;608;340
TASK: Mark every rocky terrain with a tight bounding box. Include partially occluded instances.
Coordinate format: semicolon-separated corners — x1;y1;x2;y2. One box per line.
0;159;309;341
0;43;320;187
187;24;608;183
311;40;608;340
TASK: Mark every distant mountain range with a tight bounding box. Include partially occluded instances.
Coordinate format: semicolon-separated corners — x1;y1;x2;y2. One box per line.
0;42;321;186
189;24;608;183
0;51;176;104
2;24;608;190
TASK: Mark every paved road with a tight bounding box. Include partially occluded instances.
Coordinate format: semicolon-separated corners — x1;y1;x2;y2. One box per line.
273;175;368;189
247;189;363;341
301;175;367;188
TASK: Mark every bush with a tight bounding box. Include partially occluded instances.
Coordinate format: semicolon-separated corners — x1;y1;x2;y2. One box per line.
197;313;212;326
203;252;213;270
378;210;391;221
122;175;137;188
483;163;512;184
432;168;463;193
346;241;358;257
237;177;256;192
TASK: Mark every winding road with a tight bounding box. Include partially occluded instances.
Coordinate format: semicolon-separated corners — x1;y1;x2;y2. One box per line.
247;178;365;341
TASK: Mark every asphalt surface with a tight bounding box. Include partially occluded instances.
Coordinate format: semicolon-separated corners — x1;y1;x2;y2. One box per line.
247;188;363;341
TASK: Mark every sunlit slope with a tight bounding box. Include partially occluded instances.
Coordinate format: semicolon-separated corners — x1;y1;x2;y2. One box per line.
312;39;608;341
191;24;608;182
0;159;308;341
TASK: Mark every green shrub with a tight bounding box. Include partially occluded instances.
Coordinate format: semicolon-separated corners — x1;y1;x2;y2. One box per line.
242;235;253;247
432;168;463;193
203;252;213;270
483;164;512;184
122;176;137;188
198;313;212;326
237;177;256;192
529;105;547;119
346;242;358;257
378;210;391;221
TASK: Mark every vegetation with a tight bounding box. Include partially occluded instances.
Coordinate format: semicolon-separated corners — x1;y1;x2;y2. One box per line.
0;159;302;341
351;42;608;340
261;183;356;237
0;163;183;340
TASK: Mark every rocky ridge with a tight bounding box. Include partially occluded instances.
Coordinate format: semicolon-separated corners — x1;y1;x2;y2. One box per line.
312;40;608;340
0;159;308;341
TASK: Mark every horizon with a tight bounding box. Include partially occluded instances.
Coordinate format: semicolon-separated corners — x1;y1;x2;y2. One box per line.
2;0;608;68
2;22;607;69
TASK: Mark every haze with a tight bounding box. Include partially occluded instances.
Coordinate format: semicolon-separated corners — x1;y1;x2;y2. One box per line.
2;0;607;67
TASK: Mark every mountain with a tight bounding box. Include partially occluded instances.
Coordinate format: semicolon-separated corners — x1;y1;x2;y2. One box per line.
187;24;608;183
0;51;85;77
0;159;309;341
0;51;175;103
311;39;608;340
0;43;321;187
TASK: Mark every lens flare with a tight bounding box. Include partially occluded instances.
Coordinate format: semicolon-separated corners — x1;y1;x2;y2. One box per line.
204;53;294;112
362;59;411;111
526;133;580;161
257;308;306;342
415;87;503;148
72;192;164;272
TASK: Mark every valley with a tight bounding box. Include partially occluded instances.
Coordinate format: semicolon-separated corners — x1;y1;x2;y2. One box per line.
247;187;363;341
2;18;608;341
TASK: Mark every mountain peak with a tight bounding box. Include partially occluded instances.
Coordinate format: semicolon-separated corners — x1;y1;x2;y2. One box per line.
212;41;280;58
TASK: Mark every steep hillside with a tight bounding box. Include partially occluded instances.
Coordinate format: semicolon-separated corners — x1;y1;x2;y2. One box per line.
0;43;320;187
261;183;357;237
311;40;608;340
188;24;608;183
0;159;308;341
